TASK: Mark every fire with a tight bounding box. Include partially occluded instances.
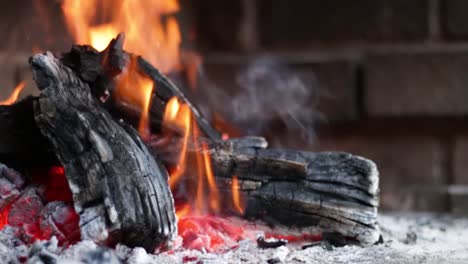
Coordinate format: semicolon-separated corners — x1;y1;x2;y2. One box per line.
60;0;248;251
231;176;245;214
114;57;154;138
164;97;227;216
0;81;26;106
61;0;181;73
89;24;119;52
165;97;191;188
137;80;154;140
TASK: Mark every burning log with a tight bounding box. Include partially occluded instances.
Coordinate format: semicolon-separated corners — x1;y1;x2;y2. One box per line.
151;136;380;245
29;52;177;250
217;148;379;245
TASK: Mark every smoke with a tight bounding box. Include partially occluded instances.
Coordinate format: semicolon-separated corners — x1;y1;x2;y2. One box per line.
198;56;323;146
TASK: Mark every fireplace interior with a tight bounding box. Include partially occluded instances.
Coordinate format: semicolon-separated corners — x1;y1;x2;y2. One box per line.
0;0;468;263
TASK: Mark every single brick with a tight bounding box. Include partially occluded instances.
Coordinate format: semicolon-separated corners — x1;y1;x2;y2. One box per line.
316;135;449;212
442;0;468;39
453;136;468;185
189;0;243;51
449;189;468;215
258;0;430;48
365;51;468;116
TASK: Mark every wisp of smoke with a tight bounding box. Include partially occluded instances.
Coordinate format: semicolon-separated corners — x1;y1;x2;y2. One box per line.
199;56;323;146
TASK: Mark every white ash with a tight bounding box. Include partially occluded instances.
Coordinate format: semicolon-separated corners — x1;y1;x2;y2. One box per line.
3;213;468;264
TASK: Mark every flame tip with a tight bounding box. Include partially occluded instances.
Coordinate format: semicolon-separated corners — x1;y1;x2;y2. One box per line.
0;81;26;106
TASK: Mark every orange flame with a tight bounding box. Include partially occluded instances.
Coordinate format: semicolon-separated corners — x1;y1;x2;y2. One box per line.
165;97;191;188
0;82;26;106
137;80;154;141
61;0;181;73
113;57;154;138
61;0;244;221
231;176;244;214
163;96;228;216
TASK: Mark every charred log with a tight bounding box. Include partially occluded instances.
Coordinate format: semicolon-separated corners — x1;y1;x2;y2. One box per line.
29;52;177;250
151;137;380;245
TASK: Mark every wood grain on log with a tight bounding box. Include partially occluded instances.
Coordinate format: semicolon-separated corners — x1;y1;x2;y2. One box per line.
30;52;177;250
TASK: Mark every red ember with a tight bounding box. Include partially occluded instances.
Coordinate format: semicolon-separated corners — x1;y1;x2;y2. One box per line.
0;166;79;246
177;215;256;252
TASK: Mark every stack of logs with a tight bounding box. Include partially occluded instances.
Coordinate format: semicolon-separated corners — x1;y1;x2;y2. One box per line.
0;34;380;250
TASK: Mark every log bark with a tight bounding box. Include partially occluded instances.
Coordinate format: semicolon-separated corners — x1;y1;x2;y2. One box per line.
29;52;177;250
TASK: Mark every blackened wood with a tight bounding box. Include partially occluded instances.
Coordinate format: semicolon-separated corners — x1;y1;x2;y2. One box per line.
136;56;221;140
30;52;177;250
151;136;380;245
213;139;380;245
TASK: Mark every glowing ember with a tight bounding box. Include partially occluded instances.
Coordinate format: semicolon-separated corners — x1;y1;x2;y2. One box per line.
177;215;255;252
0;81;26;106
0;167;79;245
0;204;11;230
43;166;73;203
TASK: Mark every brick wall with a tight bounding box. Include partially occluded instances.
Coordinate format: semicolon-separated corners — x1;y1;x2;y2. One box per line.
189;0;468;213
1;0;468;212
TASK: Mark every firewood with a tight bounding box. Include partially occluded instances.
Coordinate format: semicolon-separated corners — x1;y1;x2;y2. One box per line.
151;136;380;245
0;35;381;246
29;52;177;250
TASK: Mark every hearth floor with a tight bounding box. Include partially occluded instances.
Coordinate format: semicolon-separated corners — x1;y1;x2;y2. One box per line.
2;213;468;264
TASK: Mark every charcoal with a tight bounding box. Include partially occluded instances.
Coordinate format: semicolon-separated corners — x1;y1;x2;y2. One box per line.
257;236;287;249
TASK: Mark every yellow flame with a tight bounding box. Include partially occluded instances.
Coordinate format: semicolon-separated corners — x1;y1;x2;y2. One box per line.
61;0;181;72
231;176;245;214
89;24;119;51
167;99;191;189
137;81;154;141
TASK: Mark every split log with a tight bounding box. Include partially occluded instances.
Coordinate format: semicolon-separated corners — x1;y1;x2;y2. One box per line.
152;136;380;245
29;52;177;250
